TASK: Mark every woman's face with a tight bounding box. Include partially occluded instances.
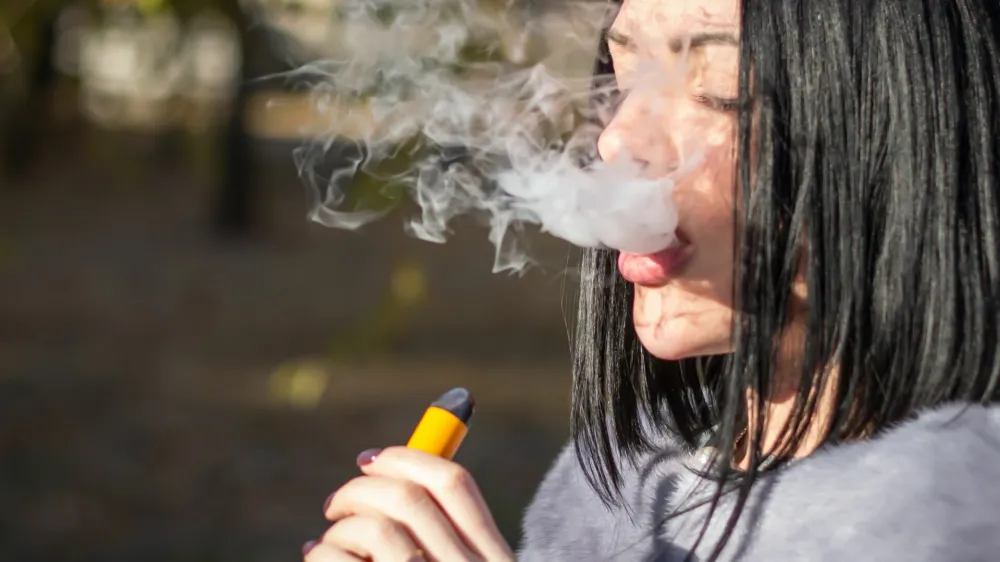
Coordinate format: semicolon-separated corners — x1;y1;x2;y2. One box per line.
600;0;740;360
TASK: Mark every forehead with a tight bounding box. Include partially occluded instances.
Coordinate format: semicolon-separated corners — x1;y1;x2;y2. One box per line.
613;0;739;36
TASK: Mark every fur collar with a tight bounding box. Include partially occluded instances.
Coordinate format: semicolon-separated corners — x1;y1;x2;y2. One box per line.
518;403;1000;561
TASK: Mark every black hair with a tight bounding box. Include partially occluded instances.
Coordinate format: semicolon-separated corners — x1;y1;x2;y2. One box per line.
573;0;1000;559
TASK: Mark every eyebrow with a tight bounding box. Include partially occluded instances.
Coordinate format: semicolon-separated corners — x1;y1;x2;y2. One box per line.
669;32;739;52
605;28;634;51
605;28;738;53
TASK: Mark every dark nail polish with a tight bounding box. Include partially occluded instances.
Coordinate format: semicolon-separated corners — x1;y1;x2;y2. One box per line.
356;448;382;467
302;540;318;556
322;493;334;513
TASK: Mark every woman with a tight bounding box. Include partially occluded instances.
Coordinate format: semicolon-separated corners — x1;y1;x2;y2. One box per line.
303;0;1000;559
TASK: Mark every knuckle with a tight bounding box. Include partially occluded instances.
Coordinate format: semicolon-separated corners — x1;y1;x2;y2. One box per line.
388;479;429;509
438;464;474;493
369;515;402;543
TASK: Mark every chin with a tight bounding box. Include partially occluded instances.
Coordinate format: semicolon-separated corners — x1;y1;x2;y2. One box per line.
631;288;735;361
634;325;728;361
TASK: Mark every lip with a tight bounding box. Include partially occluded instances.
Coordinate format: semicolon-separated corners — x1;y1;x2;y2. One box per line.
617;234;694;286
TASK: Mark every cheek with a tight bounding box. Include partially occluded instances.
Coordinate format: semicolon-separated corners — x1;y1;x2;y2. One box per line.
672;116;736;225
631;120;737;361
675;140;736;250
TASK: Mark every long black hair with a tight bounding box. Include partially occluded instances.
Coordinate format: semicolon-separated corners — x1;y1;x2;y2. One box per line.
573;0;1000;559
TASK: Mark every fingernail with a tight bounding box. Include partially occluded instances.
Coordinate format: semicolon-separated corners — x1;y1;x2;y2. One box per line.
356;448;382;467
322;493;333;513
302;540;318;556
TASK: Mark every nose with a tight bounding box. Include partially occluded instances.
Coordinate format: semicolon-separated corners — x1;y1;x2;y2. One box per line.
597;112;636;165
597;123;628;165
596;93;679;174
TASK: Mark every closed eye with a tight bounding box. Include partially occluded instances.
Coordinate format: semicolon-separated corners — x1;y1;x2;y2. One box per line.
694;94;741;112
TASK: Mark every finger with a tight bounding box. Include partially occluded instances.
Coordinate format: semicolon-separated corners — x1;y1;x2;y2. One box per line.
322;514;424;561
361;447;511;560
304;542;364;562
325;475;477;561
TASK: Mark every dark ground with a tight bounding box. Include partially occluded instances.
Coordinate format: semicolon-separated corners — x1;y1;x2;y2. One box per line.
0;127;577;562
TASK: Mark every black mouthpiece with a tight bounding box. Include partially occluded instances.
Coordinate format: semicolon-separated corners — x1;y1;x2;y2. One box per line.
431;387;475;424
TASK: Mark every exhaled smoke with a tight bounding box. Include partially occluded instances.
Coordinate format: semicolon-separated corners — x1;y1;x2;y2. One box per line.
257;0;692;273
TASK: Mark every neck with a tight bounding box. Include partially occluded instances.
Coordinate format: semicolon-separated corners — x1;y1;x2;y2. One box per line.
734;386;837;471
733;306;838;471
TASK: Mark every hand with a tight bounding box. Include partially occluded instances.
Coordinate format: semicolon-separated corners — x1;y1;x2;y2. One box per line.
304;446;515;562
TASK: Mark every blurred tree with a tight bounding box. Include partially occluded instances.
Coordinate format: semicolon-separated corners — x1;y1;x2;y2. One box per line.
199;0;258;237
1;0;258;239
91;0;255;235
0;0;62;183
0;21;23;181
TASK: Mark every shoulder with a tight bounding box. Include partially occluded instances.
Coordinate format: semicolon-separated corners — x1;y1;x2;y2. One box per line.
516;442;611;562
517;436;693;561
749;403;1000;561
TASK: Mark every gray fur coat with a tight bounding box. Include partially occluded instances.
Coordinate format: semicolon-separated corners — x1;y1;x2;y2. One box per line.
518;404;1000;561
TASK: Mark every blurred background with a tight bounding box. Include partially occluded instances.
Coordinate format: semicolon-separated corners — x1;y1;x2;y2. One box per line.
0;0;602;560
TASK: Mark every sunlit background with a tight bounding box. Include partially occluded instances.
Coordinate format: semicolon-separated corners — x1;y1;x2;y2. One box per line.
0;1;601;559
